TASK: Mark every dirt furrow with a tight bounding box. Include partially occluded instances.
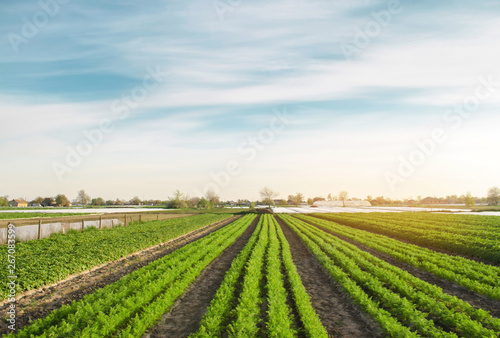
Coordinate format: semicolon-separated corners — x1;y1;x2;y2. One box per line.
276;216;383;337
0;216;240;335
144;216;260;338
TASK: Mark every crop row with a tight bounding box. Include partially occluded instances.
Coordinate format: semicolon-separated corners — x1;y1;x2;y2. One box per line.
10;214;256;337
280;214;500;337
312;213;500;264
193;214;327;337
296;214;500;299
379;212;500;229
358;212;500;239
0;213;231;300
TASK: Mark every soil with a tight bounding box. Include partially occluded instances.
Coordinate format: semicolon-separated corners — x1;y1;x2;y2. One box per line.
303;219;500;318
144;216;260;338
276;217;383;337
0;216;241;335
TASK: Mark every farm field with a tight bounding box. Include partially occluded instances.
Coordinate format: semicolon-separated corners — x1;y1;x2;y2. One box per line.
312;212;500;264
0;213;232;300
3;211;500;337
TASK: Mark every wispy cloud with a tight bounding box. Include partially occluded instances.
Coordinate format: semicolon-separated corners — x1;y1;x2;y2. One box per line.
1;0;500;200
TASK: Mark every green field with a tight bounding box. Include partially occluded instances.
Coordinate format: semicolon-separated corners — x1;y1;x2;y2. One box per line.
4;212;500;337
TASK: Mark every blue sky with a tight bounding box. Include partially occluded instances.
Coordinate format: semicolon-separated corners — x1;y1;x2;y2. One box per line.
1;0;500;201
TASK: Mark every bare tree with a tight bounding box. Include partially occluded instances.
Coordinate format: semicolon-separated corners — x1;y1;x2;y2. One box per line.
76;190;91;205
338;191;349;207
487;187;500;206
205;189;220;206
288;192;304;206
260;187;279;207
188;196;201;208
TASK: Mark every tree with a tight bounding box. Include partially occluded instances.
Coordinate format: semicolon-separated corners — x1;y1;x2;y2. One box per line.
487;187;500;206
327;193;333;201
250;201;256;209
115;198;124;205
31;196;43;205
106;200;115;206
366;195;373;202
0;196;9;207
41;197;55;207
76;190;91;205
288;193;304;206
307;198;314;206
338;191;349;207
129;196;141;205
55;194;71;207
188;196;201;208
464;192;475;207
260;187;279;207
205;189;220;206
197;197;211;209
92;197;105;206
168;190;187;209
312;197;325;203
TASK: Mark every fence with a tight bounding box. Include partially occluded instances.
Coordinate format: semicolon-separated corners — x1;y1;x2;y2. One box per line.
0;213;191;245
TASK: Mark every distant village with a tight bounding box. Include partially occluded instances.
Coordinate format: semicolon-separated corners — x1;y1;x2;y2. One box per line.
3;187;499;208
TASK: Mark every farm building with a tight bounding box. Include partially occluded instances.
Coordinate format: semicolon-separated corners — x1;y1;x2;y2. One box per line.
9;199;28;207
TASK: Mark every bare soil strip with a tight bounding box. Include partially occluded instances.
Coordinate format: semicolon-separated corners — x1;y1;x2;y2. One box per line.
0;216;240;335
304;219;500;318
144;216;260;338
276;217;383;337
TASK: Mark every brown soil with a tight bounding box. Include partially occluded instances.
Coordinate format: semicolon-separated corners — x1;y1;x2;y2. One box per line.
276;217;383;337
0;216;240;335
304;220;500;318
144;216;260;338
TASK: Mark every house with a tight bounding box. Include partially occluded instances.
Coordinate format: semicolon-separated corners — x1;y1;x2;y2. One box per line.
9;199;28;207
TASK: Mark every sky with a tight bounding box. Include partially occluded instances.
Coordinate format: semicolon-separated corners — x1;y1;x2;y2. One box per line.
1;0;500;202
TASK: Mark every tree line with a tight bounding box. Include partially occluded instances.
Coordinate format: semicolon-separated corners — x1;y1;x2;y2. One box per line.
1;186;499;208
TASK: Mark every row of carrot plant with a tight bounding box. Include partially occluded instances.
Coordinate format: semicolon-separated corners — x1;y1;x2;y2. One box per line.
359;212;500;239
377;212;500;229
296;214;500;299
10;214;256;337
312;213;500;264
193;214;328;337
0;213;231;300
279;214;500;337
